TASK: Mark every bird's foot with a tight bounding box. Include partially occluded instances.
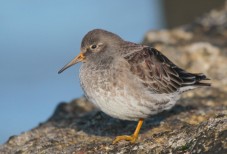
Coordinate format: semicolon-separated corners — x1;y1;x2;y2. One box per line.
112;135;138;144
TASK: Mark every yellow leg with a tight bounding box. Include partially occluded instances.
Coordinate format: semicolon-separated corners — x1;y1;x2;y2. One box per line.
112;119;144;144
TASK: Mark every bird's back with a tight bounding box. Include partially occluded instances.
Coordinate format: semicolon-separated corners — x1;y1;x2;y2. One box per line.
122;44;211;94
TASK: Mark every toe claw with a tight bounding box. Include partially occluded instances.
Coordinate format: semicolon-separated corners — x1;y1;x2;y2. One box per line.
112;119;142;144
112;135;137;144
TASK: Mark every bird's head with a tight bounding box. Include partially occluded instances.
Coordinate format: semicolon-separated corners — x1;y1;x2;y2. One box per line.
58;29;123;74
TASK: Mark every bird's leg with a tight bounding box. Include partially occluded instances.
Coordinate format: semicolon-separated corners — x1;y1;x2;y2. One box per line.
112;118;144;144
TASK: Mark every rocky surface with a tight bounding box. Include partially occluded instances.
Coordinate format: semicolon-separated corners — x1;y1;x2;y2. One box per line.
1;4;227;154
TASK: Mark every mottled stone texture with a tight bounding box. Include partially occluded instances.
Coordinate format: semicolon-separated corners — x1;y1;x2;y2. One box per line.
1;5;227;154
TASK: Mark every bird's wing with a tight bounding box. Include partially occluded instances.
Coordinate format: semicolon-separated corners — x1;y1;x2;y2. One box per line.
124;46;209;94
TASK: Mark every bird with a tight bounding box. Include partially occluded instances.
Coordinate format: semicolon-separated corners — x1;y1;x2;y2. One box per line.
58;29;210;144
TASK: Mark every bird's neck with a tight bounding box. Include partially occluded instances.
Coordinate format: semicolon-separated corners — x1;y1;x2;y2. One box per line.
84;54;114;70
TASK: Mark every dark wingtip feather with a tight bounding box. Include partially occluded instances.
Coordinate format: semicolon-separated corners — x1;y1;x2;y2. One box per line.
180;72;211;87
194;73;207;80
194;73;211;87
195;82;211;87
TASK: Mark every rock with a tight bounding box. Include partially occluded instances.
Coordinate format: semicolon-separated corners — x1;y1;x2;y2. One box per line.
1;5;227;154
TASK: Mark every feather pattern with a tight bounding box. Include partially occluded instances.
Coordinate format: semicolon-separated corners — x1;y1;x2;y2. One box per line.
124;46;210;94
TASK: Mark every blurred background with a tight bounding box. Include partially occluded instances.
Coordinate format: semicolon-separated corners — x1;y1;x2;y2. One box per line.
0;0;225;144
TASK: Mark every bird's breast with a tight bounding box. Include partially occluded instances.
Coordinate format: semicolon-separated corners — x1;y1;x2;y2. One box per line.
78;60;179;121
79;60;135;107
79;62;115;103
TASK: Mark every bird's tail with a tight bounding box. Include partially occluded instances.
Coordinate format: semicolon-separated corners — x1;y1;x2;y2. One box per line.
181;72;211;87
193;73;211;86
178;72;210;92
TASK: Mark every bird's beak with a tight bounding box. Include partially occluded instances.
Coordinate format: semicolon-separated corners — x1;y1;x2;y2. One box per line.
58;52;85;74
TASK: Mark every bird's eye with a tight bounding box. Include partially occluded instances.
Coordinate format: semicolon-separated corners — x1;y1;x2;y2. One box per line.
91;45;97;49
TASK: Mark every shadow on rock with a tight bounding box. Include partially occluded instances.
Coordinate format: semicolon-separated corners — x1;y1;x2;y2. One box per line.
47;98;195;137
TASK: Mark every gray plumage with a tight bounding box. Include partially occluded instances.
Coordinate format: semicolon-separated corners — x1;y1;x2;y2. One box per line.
59;29;210;121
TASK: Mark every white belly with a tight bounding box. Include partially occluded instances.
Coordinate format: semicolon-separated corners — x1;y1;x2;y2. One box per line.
79;63;180;121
